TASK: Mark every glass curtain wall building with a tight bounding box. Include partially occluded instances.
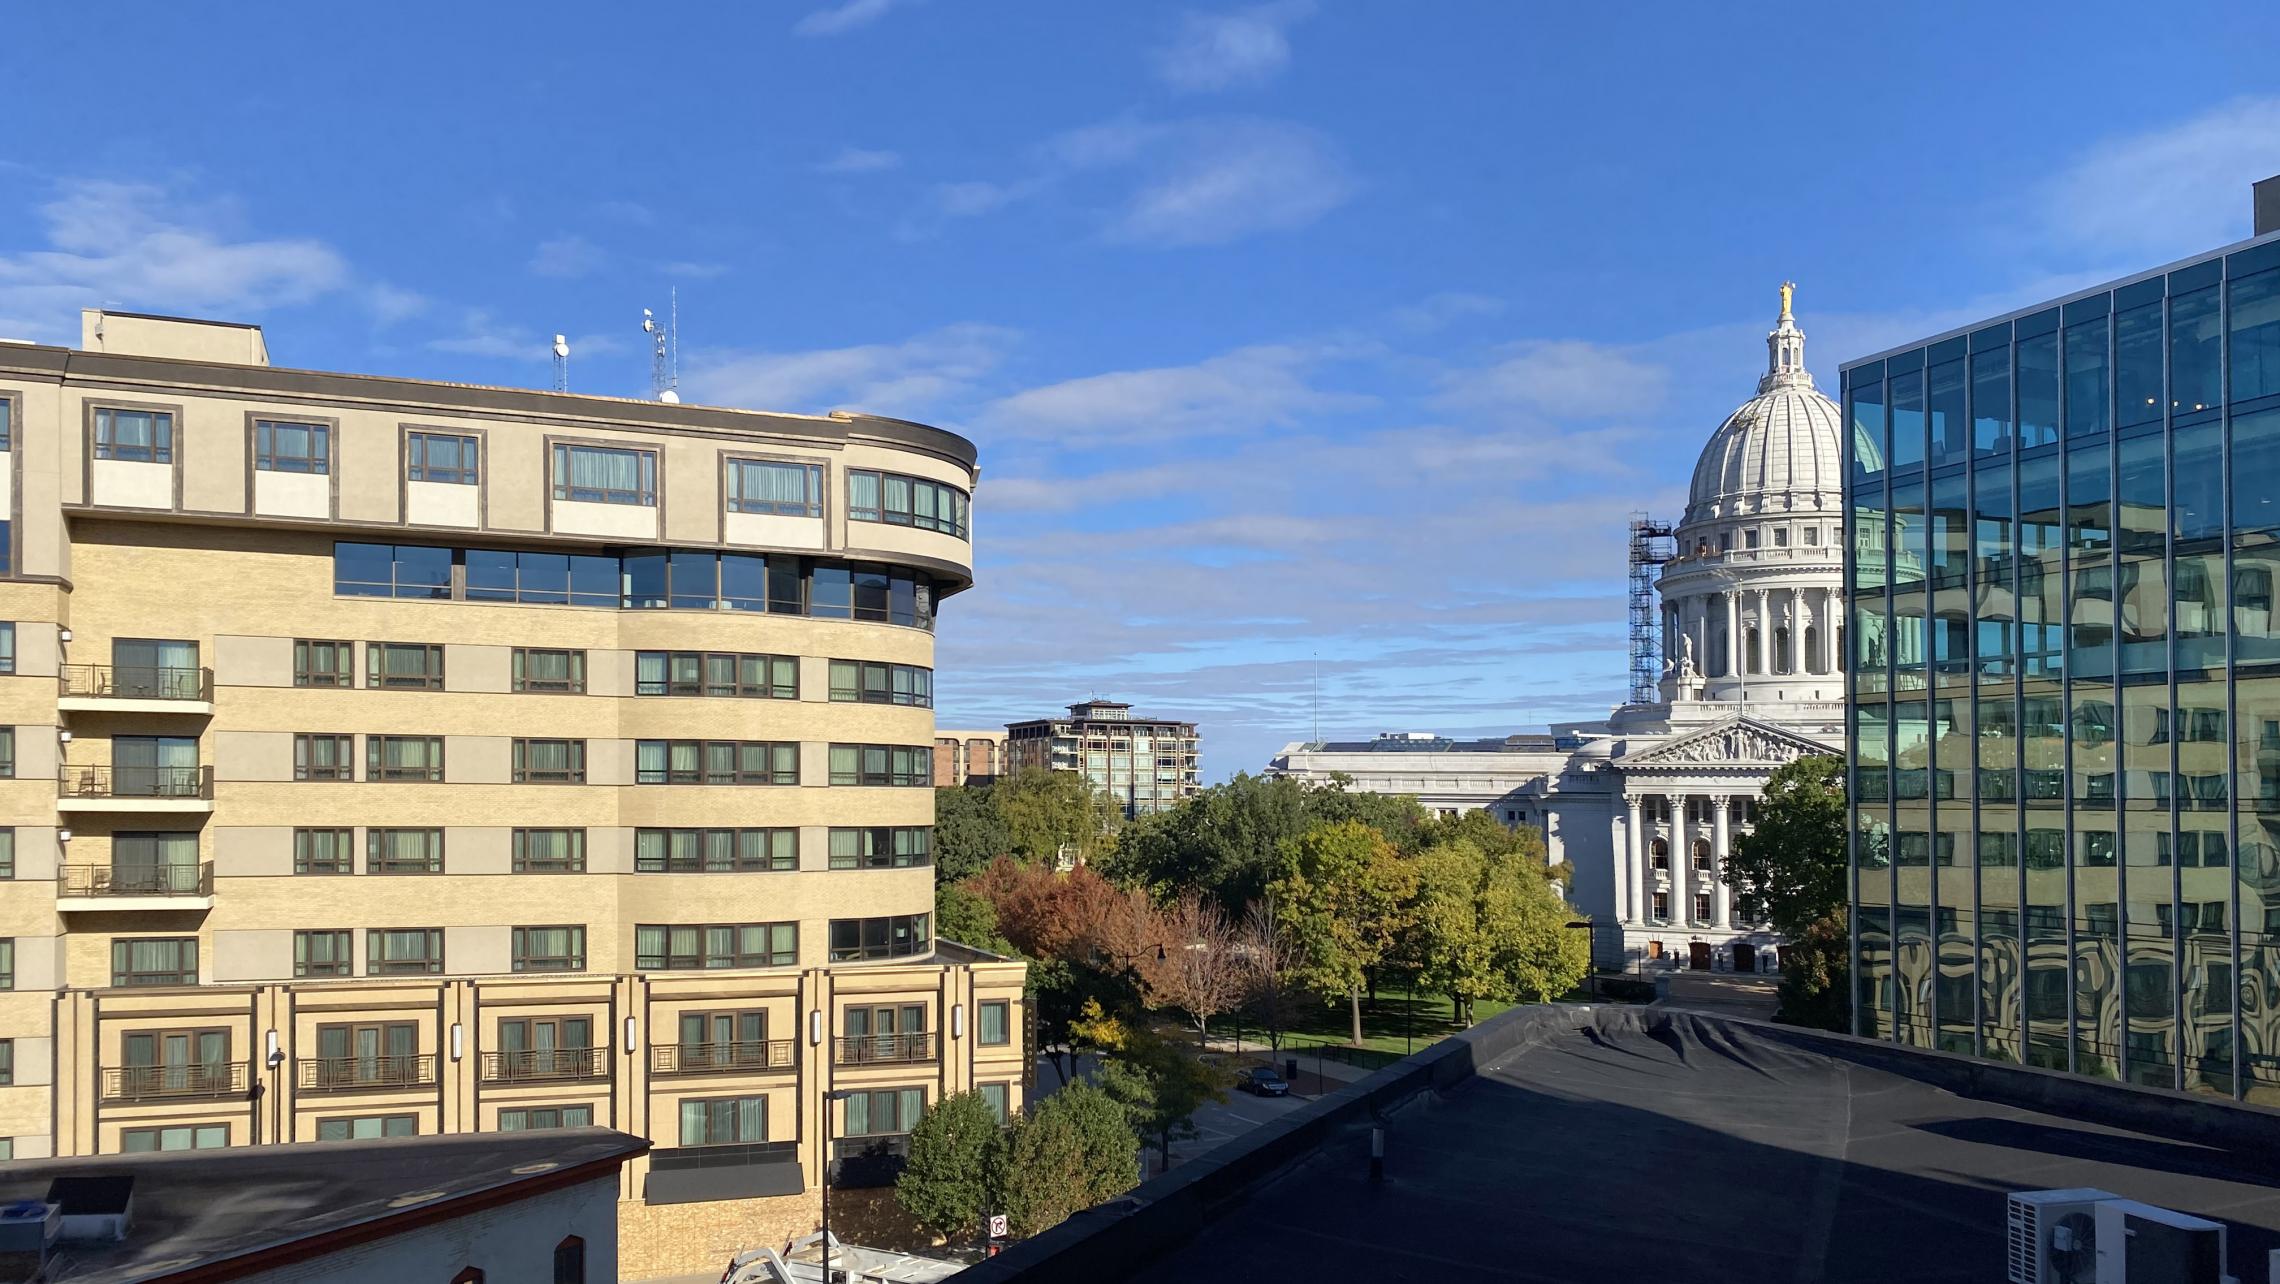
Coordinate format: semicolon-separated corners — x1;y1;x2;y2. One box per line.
1843;229;2280;1098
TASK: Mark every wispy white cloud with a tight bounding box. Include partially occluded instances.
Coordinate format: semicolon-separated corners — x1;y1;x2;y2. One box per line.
364;282;430;327
819;147;903;174
1391;291;1504;334
793;0;915;37
429;311;625;363
1104;119;1353;246
0;178;348;337
1433;339;1668;419
594;199;655;226
659;260;730;279
682;323;1016;417
1155;0;1314;93
2037;95;2280;262
982;341;1371;443
528;234;605;279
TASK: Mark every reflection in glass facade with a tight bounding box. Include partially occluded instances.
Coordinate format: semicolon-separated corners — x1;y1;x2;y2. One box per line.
1844;233;2280;1097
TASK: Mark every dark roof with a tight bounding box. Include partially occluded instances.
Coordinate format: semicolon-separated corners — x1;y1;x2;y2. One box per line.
0;1128;646;1283
966;1007;2280;1284
1308;734;1564;753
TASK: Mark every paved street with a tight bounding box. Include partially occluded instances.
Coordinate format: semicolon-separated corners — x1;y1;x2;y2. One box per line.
1036;1048;1371;1176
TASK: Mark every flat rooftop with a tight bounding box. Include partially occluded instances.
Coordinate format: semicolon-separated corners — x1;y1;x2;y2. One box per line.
0;1128;646;1282
972;1008;2280;1283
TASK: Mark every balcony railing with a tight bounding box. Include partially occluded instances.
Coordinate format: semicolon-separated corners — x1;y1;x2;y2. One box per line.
480;1047;609;1083
60;664;214;702
651;1040;795;1076
297;1054;439;1092
103;1062;247;1102
58;862;213;898
59;766;215;800
833;1033;935;1066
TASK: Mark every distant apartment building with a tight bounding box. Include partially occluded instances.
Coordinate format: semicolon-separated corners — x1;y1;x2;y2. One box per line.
1004;700;1199;817
933;728;1006;786
0;309;1027;1279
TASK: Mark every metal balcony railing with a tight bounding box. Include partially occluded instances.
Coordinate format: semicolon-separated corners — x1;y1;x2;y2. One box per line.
58;862;213;898
833;1033;935;1066
103;1061;246;1102
651;1040;795;1075
480;1047;608;1083
59;766;215;800
60;664;213;702
297;1054;439;1092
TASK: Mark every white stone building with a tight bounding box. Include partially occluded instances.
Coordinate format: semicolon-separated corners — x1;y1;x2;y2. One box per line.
1269;289;1847;973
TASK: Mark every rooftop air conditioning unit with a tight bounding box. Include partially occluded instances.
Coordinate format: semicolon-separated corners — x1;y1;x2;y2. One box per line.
2007;1189;2237;1284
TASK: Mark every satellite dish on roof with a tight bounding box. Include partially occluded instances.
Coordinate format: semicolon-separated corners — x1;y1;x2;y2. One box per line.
659;389;680;403
551;334;569;359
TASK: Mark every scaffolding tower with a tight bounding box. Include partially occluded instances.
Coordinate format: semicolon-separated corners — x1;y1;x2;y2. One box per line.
1627;513;1677;704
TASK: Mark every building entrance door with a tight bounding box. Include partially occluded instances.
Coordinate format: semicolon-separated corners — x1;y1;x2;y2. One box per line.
1732;943;1756;972
1646;940;1664;961
1688;942;1712;970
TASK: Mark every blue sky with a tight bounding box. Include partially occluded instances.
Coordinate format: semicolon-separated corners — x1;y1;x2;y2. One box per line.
4;2;2279;778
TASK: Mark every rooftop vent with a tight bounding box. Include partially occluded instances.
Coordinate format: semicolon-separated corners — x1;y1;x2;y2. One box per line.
2257;173;2280;238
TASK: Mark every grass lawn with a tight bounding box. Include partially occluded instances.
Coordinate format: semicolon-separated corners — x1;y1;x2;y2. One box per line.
1218;985;1520;1072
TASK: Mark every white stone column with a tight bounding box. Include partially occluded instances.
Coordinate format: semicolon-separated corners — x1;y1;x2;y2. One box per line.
1724;592;1740;678
1712;793;1734;930
1691;598;1708;678
1675;793;1693;924
1625;795;1644;927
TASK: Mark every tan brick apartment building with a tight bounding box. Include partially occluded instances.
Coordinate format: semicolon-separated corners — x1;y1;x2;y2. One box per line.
0;311;1025;1276
932;728;1006;786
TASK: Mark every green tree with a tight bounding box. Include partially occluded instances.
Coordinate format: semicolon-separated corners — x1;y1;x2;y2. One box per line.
894;1090;1006;1245
1485;847;1591;1006
933;783;1012;884
934;882;1014;956
997;1080;1137;1237
1109;773;1427;914
1073;1000;1229;1171
1268;820;1418;1045
994;768;1116;866
1405;840;1589;1022
1722;754;1850;1030
1406;841;1502;1023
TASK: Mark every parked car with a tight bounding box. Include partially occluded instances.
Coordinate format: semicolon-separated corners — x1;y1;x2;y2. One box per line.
1238;1066;1291;1097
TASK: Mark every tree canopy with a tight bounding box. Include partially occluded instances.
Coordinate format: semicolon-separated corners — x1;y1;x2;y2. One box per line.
997;1080;1137;1237
995;767;1119;866
932;782;1013;884
934;882;1014;956
1721;754;1850;1031
1268;820;1419;1044
1108;772;1427;912
894;1090;1005;1244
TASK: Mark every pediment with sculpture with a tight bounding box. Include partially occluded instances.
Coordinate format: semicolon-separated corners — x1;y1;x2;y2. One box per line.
1615;715;1837;769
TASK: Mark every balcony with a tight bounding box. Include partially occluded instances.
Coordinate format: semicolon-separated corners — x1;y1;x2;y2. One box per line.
57;862;214;912
297;1054;439;1093
102;1062;247;1103
480;1047;609;1084
58;766;215;813
833;1033;935;1066
58;665;215;714
651;1040;796;1076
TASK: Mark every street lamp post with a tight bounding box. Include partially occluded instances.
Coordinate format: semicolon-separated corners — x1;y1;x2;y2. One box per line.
821;1087;858;1284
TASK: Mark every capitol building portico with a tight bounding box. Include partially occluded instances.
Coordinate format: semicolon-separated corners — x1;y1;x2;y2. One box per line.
1270;287;1850;973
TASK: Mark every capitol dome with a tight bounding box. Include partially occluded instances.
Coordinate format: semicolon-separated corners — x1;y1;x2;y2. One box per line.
1682;286;1848;526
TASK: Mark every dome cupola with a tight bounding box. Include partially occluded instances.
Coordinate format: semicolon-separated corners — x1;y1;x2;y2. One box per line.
1682;284;1845;527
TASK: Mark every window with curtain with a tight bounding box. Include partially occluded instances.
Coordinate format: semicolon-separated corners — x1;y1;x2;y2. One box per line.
978;1000;1009;1045
0;399;10;450
846;469;969;538
293;639;352;687
828;914;930;961
0;728;11;780
513;738;586;783
368;928;444;974
112;937;198;986
679;1096;767;1146
0;937;12;989
635;740;796;785
367;828;443;874
633;651;797;698
728;459;823;516
294;828;352;875
294;733;353;781
843;1088;925;1136
255;419;330;473
366;642;444;689
94;407;174;463
828;660;932;706
0;623;14;674
635;828;796;872
552;443;657;505
978;1083;1008;1123
634;922;796;969
0;828;12;879
407;431;479;484
512;925;586;972
367;736;444;781
316;1114;416;1141
829;744;932;786
122;1125;228;1152
514;829;587;872
828;827;931;869
499;1106;593;1131
295;929;351;977
512;648;586;693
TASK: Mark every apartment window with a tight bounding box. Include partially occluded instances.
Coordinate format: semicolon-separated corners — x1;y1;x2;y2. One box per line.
122;1125;227;1152
112;937;198;987
295;929;352;977
635;828;796;872
294;828;353;875
513;738;587;783
0;623;14;674
295;734;354;781
847;469;969;538
634;650;799;699
512;648;586;693
0;828;12;880
500;1106;593;1131
842;1087;925;1136
255;419;330;474
828;914;930;962
635;923;797;970
978;1082;1009;1123
978;1000;1010;1046
316;1114;415;1141
368;828;444;874
366;642;444;689
0;937;11;989
0;728;12;779
828;827;931;869
0;399;9;451
369;928;444;975
676;1011;770;1069
367;735;444;781
514;829;587;873
1693;893;1712;921
552;442;657;506
512;925;586;972
294;639;352;687
0;1039;11;1086
828;660;933;707
635;740;797;785
829;744;932;787
680;1095;768;1146
94;407;174;463
407;431;479;485
727;459;824;516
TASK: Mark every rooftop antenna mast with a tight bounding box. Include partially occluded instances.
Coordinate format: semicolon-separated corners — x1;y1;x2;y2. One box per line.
643;289;680;403
551;334;569;393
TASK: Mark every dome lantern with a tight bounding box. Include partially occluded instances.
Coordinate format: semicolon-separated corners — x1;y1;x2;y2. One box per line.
1681;283;1844;528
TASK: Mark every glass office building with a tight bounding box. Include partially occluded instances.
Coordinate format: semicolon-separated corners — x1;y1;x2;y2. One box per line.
1843;228;2280;1098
